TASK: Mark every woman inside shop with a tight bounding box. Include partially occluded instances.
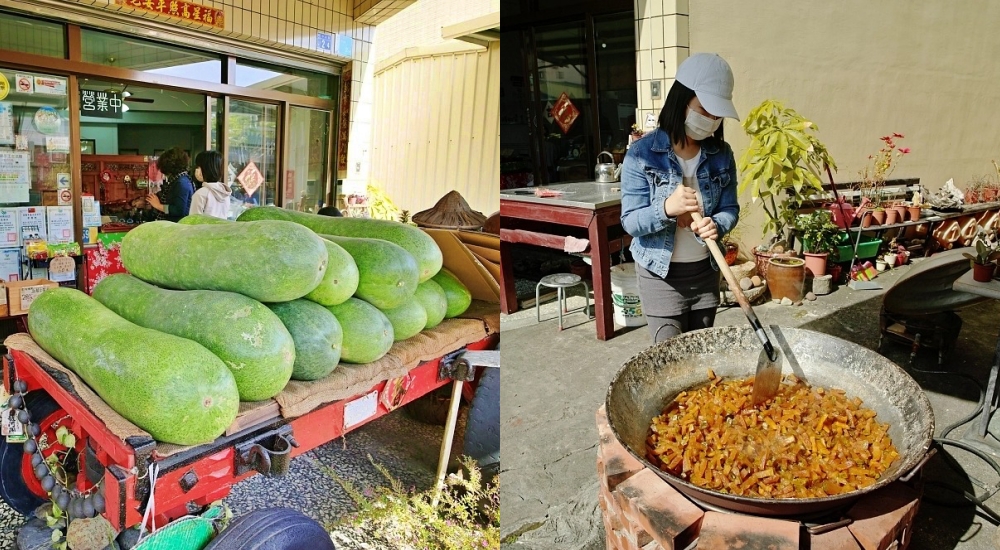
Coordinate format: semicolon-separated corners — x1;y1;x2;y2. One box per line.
147;146;195;222
620;53;741;343
189;150;232;219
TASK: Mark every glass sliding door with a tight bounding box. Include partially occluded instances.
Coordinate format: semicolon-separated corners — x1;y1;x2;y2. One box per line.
227;100;278;210
285;107;330;213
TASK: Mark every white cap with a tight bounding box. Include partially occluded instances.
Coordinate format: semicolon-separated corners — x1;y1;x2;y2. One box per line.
675;53;739;120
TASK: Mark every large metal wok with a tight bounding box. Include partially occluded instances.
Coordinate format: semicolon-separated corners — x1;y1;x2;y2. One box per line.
606;326;934;517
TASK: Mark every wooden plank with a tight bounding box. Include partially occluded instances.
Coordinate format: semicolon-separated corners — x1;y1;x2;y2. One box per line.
500;200;595;226
500;228;580;250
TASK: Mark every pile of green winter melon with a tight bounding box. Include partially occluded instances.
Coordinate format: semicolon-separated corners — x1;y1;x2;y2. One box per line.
27;207;473;446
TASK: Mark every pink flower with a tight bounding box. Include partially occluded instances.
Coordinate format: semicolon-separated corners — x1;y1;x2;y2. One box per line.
880;135;892;142
893;132;905;138
898;147;911;154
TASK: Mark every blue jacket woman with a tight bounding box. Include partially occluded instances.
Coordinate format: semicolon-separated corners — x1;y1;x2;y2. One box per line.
620;53;741;343
147;147;195;222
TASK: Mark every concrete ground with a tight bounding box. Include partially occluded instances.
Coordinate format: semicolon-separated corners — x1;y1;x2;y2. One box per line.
501;258;1000;550
0;405;456;549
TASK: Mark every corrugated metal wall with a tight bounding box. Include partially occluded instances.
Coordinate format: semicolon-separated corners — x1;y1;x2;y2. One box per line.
371;41;499;218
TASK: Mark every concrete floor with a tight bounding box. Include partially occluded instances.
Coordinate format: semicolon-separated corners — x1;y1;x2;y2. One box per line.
501;259;1000;550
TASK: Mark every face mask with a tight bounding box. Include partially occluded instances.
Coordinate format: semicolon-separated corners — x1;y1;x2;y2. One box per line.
685;108;723;141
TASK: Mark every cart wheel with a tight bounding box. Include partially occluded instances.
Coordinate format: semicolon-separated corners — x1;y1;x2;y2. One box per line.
204;507;335;550
0;391;62;515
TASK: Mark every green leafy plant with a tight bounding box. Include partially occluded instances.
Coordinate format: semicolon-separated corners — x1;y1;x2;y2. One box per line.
328;456;499;549
963;226;1000;266
738;100;837;248
795;210;841;258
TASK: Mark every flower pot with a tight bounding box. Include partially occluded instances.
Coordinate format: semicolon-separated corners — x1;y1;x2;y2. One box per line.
766;257;806;302
973;261;997;282
754;249;775;280
724;242;740;266
860;210;873;228
876;259;887;272
907;206;922;222
985;187;1000;203
872;210;886;225
884;209;899;225
803;252;828;277
829;263;844;284
884;254;897;268
966;189;981;205
892;204;907;221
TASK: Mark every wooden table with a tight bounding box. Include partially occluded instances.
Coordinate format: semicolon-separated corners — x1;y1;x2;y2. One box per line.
953;271;1000;437
500;182;629;340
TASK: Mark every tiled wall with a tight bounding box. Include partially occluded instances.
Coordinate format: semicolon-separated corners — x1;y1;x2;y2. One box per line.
634;0;688;130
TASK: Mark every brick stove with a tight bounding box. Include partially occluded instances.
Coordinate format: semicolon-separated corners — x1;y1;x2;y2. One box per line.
596;405;921;550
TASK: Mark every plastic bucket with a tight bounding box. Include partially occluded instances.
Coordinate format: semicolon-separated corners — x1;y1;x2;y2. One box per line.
610;263;646;327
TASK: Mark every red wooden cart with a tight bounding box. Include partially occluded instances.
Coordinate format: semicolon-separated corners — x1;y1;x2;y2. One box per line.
1;316;497;533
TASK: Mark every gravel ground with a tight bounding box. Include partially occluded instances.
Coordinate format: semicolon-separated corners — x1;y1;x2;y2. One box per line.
0;407;458;549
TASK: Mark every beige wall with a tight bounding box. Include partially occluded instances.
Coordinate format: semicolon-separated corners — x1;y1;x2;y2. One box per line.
369;39;499;216
349;0;499;217
373;0;495;63
636;1;1000;247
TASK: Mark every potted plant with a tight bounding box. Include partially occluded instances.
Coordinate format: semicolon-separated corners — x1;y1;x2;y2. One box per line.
856;133;910;224
739;100;837;249
738;100;836;279
963;226;1000;282
795;210;841;277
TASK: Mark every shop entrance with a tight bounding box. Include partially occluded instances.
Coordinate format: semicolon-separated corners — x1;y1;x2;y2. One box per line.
79;81;210;223
500;11;637;188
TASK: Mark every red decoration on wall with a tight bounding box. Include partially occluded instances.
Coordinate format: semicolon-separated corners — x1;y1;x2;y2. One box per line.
551;92;580;134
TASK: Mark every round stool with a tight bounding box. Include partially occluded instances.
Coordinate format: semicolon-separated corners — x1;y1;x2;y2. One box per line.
535;273;591;331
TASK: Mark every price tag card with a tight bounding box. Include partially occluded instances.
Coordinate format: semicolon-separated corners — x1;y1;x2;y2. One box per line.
343;390;379;429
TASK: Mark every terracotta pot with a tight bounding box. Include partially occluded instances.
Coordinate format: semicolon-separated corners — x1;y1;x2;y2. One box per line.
766;257;806;302
973;262;997;282
978;209;1000;232
754;249;774;280
884;209;899;225
829;263;844;284
966;189;981;204
803;252;828;277
907;206;922;222
985;187;1000;203
872;210;886;225
860;210;873;228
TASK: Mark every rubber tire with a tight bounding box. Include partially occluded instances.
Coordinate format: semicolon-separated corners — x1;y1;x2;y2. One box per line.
204;507;336;550
0;391;60;516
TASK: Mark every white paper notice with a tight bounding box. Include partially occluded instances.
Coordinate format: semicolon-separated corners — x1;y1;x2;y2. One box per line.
0;209;18;248
0;152;29;203
343;390;379;429
0;103;12;145
47;206;73;244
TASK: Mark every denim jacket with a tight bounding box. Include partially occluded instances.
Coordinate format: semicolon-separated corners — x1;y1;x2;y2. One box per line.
620;128;740;278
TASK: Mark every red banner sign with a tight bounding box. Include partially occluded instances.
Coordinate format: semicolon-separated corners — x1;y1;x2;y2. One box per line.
115;0;225;29
551;92;579;134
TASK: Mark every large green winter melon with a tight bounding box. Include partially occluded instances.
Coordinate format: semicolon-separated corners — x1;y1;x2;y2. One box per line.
268;300;343;381
28;288;239;445
120;220;328;302
306;239;359;306
320;235;418;310
237;206;442;282
432;269;472;318
178;214;231;225
93;274;294;401
380;299;427;341
175;216;358;306
326;298;394;364
414;280;448;329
